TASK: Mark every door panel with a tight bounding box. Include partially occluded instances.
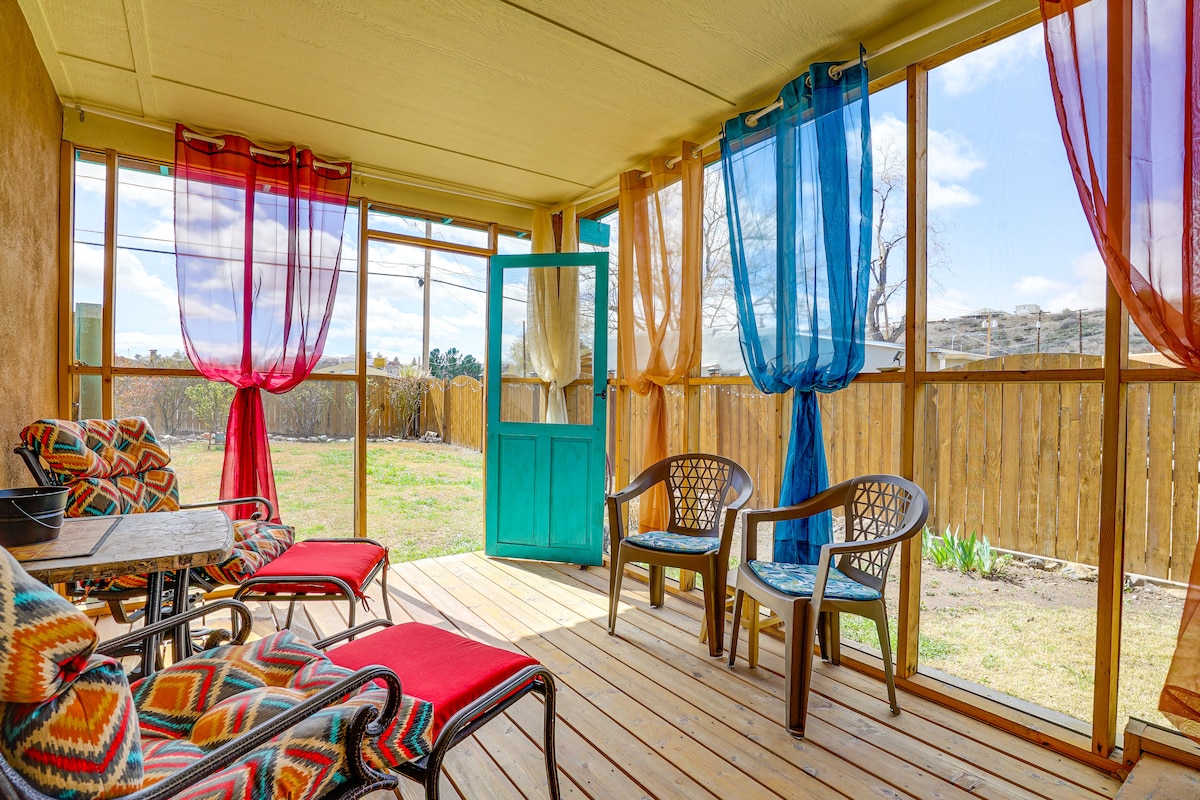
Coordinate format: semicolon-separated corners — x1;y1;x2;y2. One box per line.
485;252;608;565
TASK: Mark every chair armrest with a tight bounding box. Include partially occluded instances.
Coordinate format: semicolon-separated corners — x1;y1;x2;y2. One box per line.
96;600;253;656
313;619;395;650
607;469;662;506
125;665;405;800
739;485;846;563
179;496;276;522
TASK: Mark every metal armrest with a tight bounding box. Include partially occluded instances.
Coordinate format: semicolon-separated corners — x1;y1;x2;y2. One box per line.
96;600;253;656
313;619;395;650
179;496;277;522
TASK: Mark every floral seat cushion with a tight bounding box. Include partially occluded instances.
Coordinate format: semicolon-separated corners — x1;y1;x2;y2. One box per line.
623;531;720;554
747;561;881;601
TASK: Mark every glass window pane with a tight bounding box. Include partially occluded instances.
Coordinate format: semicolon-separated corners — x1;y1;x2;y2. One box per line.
498;264;595;425
114;157;187;367
263;379;355;539
867;80;908;370
1119;381;1194;734
917;380;1099;726
926;25;1104;371
367;205;490;250
74;151;106;366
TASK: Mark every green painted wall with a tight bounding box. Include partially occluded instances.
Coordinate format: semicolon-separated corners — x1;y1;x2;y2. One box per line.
0;0;62;487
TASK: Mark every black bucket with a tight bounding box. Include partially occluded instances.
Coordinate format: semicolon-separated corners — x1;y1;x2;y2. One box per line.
0;487;68;547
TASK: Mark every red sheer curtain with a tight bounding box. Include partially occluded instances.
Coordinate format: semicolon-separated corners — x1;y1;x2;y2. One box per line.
174;125;351;522
1041;0;1200;738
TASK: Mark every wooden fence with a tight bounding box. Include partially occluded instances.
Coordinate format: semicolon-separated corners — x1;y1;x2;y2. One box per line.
140;357;1199;582
415;357;1198;583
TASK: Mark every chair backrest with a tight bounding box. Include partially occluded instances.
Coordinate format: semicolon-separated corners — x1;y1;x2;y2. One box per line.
16;417;180;516
660;453;754;537
837;475;929;593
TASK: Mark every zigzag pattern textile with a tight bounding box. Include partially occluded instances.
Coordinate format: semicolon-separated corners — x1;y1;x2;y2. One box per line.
132;629;433;771
0;655;143;799
21;418;180;515
0;548;98;704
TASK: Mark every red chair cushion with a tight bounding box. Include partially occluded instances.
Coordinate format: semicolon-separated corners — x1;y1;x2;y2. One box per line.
326;623;539;739
245;541;387;598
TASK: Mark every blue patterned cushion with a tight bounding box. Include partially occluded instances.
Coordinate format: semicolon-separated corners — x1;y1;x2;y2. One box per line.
624;531;720;554
747;561;881;601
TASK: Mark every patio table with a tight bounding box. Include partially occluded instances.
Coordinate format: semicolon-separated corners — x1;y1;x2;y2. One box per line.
12;507;233;671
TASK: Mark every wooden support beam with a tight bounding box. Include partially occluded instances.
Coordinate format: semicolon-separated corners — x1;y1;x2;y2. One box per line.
1094;0;1133;758
897;63;927;679
100;150;117;419
57;143;75;419
354;198;369;537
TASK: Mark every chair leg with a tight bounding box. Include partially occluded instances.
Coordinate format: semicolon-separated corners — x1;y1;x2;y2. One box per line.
873;604;900;715
828;612;842;666
284;600;297;630
700;561;722;658
380;565;394;622
540;675;561;800
608;546;627;636
785;602;817;738
648;565;665;608
747;599;761;669
727;588;745;667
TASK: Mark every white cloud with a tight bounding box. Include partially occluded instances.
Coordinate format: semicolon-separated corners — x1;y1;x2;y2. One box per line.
928;128;985;210
1011;250;1108;312
935;28;1042;96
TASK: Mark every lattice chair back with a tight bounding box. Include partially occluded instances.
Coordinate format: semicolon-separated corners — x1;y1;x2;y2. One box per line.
837;476;927;594
664;454;746;537
18;417;180;516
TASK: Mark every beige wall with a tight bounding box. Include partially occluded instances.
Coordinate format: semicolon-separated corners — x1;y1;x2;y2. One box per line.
0;0;61;487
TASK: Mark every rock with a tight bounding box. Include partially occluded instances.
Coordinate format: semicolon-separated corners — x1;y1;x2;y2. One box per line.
1024;558;1046;570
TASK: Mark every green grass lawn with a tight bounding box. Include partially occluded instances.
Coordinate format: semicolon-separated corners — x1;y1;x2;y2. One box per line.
167;439;483;561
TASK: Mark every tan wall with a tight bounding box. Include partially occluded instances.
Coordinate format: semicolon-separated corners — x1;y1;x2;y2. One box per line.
0;0;62;487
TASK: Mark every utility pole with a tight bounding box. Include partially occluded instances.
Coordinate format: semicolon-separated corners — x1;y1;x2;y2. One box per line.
1036;310;1042;354
1078;309;1084;354
422;220;432;370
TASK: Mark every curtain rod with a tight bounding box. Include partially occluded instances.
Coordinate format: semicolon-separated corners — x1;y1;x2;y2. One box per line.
633;0;1004;180
70;104;539;211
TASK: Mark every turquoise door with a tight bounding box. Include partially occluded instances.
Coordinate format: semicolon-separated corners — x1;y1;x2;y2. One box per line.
485;252;608;565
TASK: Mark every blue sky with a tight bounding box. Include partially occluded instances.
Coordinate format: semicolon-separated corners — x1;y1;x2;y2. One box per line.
869;24;1104;323
74;23;1107;369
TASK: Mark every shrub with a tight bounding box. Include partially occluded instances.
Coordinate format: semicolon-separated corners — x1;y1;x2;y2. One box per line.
384;364;430;437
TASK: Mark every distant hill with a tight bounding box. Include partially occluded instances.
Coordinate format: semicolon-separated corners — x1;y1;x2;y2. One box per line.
923;307;1154;357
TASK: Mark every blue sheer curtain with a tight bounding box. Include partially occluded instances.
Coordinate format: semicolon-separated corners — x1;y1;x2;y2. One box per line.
721;58;872;564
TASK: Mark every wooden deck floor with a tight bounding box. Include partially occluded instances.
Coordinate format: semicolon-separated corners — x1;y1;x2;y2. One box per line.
104;554;1126;800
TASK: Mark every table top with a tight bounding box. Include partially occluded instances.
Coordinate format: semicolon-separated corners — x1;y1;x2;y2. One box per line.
14;508;234;584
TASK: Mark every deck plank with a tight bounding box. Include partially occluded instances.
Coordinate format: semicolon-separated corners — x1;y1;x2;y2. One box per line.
88;553;1126;800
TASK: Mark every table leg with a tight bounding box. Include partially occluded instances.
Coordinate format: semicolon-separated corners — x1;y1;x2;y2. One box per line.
141;571;164;676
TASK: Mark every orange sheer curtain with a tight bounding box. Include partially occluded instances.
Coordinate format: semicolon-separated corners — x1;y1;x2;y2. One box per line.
618;145;703;532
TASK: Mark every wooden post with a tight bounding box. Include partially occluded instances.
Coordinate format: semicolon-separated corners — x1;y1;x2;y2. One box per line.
422;221;432;369
100;150;117;419
897;64;928;679
1093;0;1132;757
57;143;75;419
679;368;702;592
354;198;369;538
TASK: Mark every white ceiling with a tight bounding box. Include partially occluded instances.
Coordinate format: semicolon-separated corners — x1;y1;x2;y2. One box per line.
18;0;1030;208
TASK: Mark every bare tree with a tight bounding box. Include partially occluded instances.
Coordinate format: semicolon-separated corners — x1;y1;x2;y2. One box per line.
869;140;907;342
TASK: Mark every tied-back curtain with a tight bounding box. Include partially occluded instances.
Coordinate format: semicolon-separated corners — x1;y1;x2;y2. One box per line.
618;144;704;532
721;58;871;564
528;206;580;424
174;125;351;521
1040;0;1200;739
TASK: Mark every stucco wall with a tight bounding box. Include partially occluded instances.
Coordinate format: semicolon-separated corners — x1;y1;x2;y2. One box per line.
0;0;62;487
